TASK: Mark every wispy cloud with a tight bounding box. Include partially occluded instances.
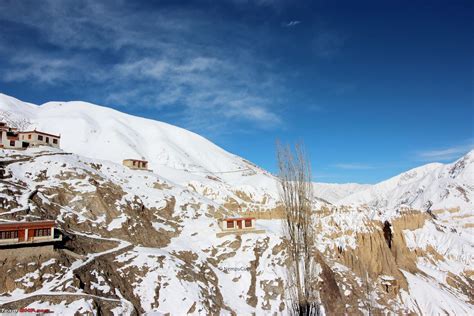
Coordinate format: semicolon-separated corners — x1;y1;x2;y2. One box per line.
0;0;284;133
416;142;474;161
332;163;376;170
284;20;301;27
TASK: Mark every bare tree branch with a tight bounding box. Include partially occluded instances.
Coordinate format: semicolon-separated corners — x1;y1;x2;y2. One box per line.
277;141;321;315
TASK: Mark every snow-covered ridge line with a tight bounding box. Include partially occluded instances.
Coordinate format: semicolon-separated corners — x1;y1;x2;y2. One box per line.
1;92;472;210
338;150;474;211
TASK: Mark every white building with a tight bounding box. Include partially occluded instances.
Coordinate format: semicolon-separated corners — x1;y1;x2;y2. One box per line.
0;123;61;150
216;217;265;237
0;123;27;149
19;130;61;148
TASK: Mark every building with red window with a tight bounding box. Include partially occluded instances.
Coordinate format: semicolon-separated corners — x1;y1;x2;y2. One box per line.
0;220;62;247
19;130;61;148
122;159;151;171
216;217;265;237
0;123;61;150
0;123;28;149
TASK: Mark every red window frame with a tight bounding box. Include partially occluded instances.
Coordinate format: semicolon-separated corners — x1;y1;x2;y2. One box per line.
245;219;252;227
226;221;234;229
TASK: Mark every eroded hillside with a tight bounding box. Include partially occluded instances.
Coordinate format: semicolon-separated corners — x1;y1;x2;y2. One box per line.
0;148;472;314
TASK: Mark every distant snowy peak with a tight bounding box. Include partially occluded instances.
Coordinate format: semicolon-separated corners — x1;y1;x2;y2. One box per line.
446;149;474;179
338;150;474;211
313;182;371;204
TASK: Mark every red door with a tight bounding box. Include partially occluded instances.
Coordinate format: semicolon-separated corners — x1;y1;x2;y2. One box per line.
18;229;25;241
28;229;34;241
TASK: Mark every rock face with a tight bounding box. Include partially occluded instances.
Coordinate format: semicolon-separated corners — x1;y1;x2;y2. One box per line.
0;148;472;315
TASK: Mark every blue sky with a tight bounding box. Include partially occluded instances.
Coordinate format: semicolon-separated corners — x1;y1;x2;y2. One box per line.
0;0;473;183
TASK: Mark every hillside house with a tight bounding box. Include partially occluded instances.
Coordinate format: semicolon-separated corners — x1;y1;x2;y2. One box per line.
123;159;151;171
216;217;265;237
0;122;61;150
19;130;61;148
0;124;28;149
0;220;62;247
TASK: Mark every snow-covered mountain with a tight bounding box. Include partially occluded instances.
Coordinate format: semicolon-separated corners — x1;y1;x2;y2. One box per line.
338;151;474;212
0;93;473;314
1;92;472;211
0;93;266;175
0;92;284;208
313;182;371;204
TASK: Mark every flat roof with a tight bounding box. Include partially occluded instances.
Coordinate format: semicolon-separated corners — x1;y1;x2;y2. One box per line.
19;130;61;138
0;220;56;230
123;159;148;163
221;217;255;221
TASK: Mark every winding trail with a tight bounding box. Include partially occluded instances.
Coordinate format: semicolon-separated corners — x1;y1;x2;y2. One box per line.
0;232;135;315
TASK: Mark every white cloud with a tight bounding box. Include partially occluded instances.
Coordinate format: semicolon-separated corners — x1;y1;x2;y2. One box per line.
417;142;474;161
284;21;301;27
0;0;283;132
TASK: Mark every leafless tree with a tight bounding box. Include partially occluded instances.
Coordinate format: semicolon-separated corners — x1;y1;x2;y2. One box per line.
277;142;321;315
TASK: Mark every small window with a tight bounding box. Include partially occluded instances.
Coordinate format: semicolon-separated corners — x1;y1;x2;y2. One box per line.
38;135;43;141
34;228;51;237
226;221;234;229
245;219;252;227
46;137;49;143
10;140;15;146
0;230;18;239
53;139;58;144
28;134;32;139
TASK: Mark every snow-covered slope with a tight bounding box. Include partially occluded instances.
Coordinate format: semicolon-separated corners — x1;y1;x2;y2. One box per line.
1;92;472;212
0;93;273;182
313;182;371;204
1;92;473;314
1;148;472;314
338;151;474;211
0;92;283;207
0;93;372;205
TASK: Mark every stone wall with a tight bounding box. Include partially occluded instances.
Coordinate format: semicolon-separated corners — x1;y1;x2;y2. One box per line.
0;244;55;260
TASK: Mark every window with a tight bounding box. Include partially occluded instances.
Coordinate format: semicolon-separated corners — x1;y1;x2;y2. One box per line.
0;230;18;239
10;140;15;146
53;139;58;144
46;137;49;143
226;221;234;229
28;134;32;140
38;135;43;141
245;219;252;227
34;228;51;237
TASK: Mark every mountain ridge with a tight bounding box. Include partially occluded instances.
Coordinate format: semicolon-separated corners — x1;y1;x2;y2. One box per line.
1;92;472;210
